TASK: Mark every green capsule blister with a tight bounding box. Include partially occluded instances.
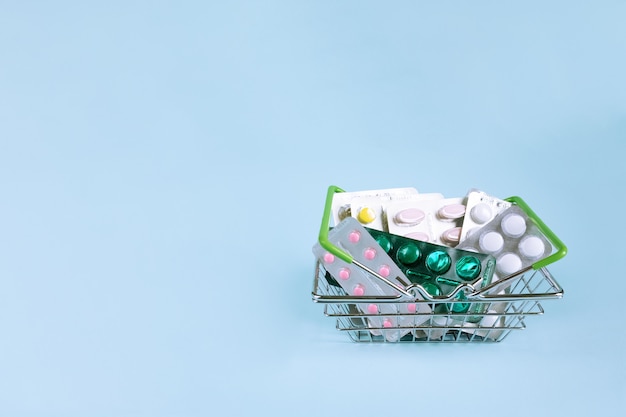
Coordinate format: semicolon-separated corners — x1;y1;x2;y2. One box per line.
367;227;496;298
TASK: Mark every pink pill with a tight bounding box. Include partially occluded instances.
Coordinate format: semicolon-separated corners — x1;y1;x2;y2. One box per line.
367;304;379;314
438;204;466;220
378;264;391;277
383;319;393;328
339;267;351;280
441;227;462;244
364;247;376;260
323;252;335;263
353;284;365;296
394;208;426;226
407;303;417;313
349;231;361;243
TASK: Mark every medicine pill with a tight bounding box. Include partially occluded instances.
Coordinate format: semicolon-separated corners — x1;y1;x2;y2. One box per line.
438;204;466;220
501;213;526;238
339;268;351;280
479;231;504;253
519;235;545;259
459;190;512;241
470;203;493;224
496;253;523;276
364;247;376;260
455;256;482;281
357;207;376;224
353;284;366;296
374;234;393;252
421;282;442;297
396;243;421;266
426;251;452;274
441;227;462;245
394;208;426;226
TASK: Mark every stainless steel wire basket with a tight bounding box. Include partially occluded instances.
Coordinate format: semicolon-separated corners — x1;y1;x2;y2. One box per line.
312;185;567;343
312;260;564;342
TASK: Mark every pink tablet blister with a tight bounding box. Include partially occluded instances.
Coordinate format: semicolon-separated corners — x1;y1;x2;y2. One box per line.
385;196;466;247
459;190;512;242
313;217;432;342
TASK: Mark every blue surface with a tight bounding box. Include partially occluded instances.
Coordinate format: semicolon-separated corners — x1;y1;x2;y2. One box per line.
1;1;625;416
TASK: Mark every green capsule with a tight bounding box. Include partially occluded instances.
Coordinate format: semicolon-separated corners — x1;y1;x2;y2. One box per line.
436;276;462;287
374;234;393;253
450;302;470;313
422;282;442;297
406;269;431;284
455;256;481;281
448;292;470;313
396;243;421;266
425;250;451;274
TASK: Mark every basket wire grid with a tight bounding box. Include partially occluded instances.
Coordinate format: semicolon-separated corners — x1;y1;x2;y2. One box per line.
312;260;563;342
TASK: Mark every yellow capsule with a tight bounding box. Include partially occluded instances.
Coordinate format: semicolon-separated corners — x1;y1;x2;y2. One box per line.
357;207;376;224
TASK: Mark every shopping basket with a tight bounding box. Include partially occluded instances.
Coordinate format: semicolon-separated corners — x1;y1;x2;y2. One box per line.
311;185;567;343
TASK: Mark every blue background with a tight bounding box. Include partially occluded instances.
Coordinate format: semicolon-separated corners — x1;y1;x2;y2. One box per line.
1;1;625;416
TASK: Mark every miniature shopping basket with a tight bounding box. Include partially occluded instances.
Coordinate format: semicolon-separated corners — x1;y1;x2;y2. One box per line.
311;185;567;343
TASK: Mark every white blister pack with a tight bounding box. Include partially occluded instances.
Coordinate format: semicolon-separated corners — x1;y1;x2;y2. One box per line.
350;192;445;233
456;204;554;336
330;187;419;227
457;204;553;281
385;196;466;246
313;217;431;341
459;190;512;242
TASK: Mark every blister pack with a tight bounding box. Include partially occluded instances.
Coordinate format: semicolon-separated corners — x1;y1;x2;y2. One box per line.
459;190;512;242
456;203;555;335
330;187;419;227
385;196;466;246
350;192;446;232
456;204;553;281
313;217;432;342
365;228;496;300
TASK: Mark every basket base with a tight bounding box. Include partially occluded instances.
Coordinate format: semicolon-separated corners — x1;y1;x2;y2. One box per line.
313;261;562;343
343;327;516;343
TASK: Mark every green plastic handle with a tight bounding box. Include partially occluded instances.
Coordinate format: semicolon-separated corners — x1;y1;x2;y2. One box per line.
505;196;568;269
318;185;354;263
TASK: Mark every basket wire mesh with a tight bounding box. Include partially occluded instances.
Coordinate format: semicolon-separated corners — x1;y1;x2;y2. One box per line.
312;260;563;342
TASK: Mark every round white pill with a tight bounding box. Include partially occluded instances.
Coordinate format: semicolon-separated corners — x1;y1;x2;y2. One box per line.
479;231;504;253
496;253;522;276
500;213;526;237
519;235;545;259
470;203;493;224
